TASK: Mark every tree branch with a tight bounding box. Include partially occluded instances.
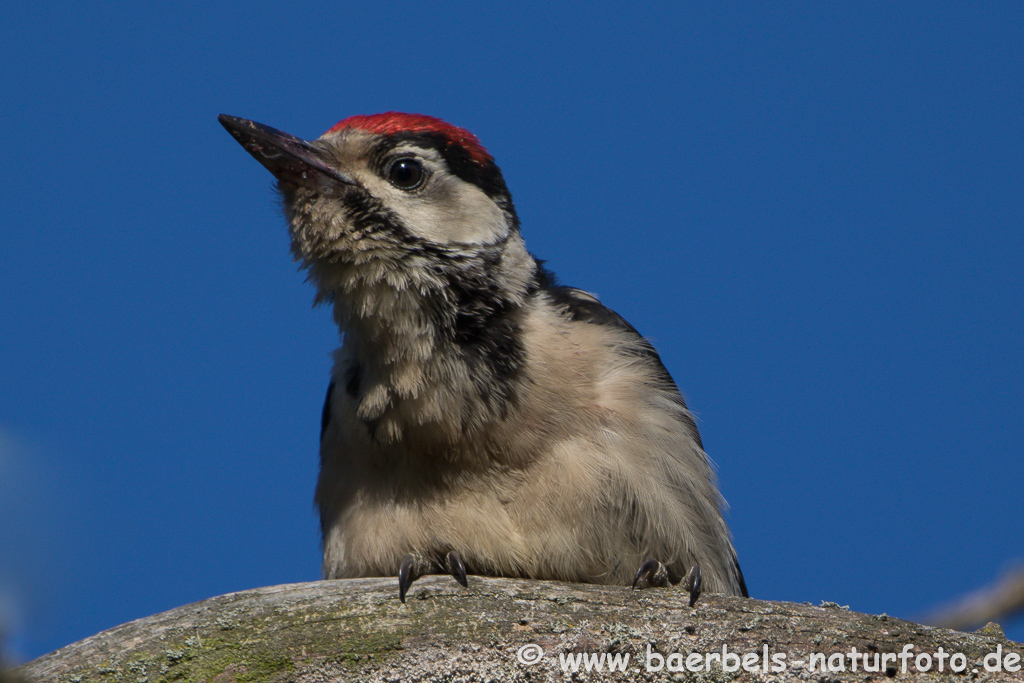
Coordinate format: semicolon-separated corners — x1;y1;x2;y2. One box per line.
13;577;1024;682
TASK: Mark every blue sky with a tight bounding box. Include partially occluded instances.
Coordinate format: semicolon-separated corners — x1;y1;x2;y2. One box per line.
1;2;1021;662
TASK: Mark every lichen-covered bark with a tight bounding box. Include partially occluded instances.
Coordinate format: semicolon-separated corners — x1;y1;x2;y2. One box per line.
13;577;1023;682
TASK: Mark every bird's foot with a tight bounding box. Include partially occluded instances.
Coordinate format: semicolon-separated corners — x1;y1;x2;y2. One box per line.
683;563;702;606
632;559;671;589
398;550;468;602
632;560;703;606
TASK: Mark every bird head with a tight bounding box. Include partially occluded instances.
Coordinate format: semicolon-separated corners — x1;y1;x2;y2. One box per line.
219;113;522;281
219;112;542;387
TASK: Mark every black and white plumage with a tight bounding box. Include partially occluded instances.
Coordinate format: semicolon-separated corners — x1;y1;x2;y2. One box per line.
219;112;748;604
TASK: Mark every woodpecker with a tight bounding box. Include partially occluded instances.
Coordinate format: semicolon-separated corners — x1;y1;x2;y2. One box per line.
219;112;748;606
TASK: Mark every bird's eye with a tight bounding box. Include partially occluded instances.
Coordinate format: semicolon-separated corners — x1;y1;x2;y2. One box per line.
387;158;425;190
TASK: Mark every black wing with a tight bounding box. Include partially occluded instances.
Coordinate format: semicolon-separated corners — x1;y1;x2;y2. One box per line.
320;380;335;443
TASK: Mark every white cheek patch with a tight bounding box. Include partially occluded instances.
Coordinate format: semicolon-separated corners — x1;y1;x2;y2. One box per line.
371;151;508;245
396;178;509;246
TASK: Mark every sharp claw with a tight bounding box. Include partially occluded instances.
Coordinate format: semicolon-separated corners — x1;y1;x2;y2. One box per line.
685;564;703;607
398;554;417;603
446;550;468;588
395;557;423;602
632;558;664;590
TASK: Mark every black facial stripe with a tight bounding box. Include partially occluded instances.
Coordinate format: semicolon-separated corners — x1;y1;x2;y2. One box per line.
339;182;489;252
436;249;539;415
340;186;414;243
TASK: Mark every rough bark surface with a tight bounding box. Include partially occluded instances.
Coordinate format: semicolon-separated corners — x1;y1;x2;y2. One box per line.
13;578;1023;682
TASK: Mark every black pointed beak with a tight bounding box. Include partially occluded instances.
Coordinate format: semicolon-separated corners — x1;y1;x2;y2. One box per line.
218;114;353;188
